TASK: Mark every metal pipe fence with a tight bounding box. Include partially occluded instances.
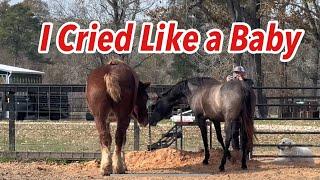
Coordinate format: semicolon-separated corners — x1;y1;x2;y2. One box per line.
0;84;319;160
252;86;320;158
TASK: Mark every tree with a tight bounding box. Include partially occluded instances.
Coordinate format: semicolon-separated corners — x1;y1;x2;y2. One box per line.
170;54;199;80
223;0;267;116
22;0;50;20
289;0;320;96
0;3;43;65
263;0;320;93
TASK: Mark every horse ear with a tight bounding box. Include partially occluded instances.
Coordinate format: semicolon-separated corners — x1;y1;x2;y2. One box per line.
187;82;198;93
139;81;150;89
143;82;151;88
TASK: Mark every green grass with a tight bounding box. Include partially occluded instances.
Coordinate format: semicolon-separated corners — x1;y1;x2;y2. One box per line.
0;120;319;156
0;120;177;152
0;157;77;164
0;157;16;163
255;120;320;126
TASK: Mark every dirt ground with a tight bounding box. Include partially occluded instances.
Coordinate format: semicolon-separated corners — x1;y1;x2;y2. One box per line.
0;148;319;180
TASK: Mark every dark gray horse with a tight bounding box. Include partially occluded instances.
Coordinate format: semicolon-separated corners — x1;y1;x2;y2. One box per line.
149;77;255;171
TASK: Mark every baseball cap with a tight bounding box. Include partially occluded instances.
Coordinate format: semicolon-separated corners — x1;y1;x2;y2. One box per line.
233;66;246;73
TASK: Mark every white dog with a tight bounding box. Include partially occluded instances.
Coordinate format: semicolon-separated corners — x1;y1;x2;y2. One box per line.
274;138;315;164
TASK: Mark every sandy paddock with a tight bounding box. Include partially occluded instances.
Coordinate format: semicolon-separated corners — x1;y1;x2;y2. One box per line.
0;148;319;180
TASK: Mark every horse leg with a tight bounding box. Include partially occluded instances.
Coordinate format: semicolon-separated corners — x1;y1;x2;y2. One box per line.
219;121;232;172
241;123;248;170
231;121;241;151
197;115;210;165
112;114;130;174
122;132;127;171
95;115;112;176
212;121;231;159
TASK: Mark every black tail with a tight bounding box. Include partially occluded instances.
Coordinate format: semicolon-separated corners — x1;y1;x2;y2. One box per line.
240;83;256;150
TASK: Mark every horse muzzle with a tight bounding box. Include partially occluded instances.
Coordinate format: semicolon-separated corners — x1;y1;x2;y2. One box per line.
140;119;149;127
149;121;158;126
148;116;158;126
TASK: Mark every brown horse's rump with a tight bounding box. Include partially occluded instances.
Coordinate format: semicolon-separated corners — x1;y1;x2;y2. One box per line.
86;60;149;175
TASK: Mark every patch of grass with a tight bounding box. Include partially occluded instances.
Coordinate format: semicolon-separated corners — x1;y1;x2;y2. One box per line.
0;120;319;156
158;119;175;125
0;157;16;163
255;120;320;126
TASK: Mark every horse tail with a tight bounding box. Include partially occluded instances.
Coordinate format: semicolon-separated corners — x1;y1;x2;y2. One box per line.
240;85;255;150
104;72;121;103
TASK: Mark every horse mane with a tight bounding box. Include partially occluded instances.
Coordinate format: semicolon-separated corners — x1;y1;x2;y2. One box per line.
161;77;220;100
108;59;125;65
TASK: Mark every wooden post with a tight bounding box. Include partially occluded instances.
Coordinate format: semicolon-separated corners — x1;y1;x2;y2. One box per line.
175;125;178;149
133;119;140;151
8;91;15;152
180;127;183;150
148;124;152;150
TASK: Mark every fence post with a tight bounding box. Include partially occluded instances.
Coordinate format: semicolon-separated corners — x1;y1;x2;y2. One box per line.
8;91;15;152
133;119;140;151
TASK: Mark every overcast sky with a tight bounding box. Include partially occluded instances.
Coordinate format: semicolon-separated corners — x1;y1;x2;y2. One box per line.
10;0;22;4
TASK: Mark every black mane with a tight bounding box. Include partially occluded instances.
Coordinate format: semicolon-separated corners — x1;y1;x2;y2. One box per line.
161;77;220;101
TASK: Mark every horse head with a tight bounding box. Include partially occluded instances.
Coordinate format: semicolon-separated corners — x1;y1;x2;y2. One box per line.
132;81;150;127
149;94;180;126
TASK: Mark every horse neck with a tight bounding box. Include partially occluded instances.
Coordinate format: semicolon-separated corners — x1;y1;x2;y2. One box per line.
164;78;219;107
166;82;190;103
188;86;206;101
164;92;185;106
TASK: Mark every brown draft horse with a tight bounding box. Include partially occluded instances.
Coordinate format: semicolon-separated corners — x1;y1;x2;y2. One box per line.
86;60;150;175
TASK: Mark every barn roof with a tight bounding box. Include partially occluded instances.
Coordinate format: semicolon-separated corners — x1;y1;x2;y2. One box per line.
0;64;44;75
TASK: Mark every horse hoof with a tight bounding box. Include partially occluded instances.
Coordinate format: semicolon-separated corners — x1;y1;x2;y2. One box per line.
115;171;126;174
113;169;126;174
100;170;111;176
113;163;126;174
202;160;209;165
227;155;232;161
100;165;112;176
241;165;248;170
219;166;225;172
227;151;232;159
113;166;126;174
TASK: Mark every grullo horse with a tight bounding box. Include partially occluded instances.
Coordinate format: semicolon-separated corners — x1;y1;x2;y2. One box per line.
150;77;255;171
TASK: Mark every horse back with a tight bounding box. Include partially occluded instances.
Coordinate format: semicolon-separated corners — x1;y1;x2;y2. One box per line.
220;80;256;119
86;61;138;115
189;83;223;120
200;84;224;120
199;81;246;120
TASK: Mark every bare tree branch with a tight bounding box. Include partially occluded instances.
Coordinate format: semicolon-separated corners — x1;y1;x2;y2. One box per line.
303;0;320;40
133;54;153;69
276;1;320;19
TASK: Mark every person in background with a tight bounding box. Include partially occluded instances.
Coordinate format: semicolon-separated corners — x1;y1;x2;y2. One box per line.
226;66;254;153
227;66;253;84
